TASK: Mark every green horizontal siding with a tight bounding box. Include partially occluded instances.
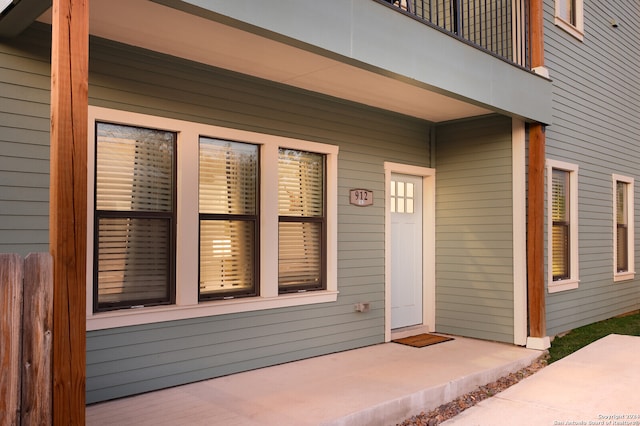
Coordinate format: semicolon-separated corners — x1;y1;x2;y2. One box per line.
544;0;640;336
435;115;514;343
82;33;431;402
1;23;432;403
0;25;432;403
0;26;51;256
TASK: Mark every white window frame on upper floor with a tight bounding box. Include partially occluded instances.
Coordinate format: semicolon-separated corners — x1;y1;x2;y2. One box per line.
613;174;635;282
86;106;339;331
554;0;584;41
547;159;579;293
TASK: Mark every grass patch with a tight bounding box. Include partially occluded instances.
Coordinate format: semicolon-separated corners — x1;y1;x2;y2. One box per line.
548;311;640;363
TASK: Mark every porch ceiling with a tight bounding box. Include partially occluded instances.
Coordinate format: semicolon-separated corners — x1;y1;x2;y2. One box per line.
36;0;492;123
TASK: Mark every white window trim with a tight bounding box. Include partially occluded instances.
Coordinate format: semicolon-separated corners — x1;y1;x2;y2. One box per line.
87;106;338;331
547;159;579;293
613;174;635;282
554;0;584;41
512;119;527;346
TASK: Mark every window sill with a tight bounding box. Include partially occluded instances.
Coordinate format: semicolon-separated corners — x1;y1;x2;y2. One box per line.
554;16;584;41
87;290;339;331
614;272;635;283
548;278;579;293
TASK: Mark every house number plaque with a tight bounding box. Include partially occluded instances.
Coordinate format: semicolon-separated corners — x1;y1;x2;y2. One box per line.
349;189;373;206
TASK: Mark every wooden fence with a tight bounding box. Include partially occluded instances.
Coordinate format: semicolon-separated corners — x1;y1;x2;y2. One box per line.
1;253;53;426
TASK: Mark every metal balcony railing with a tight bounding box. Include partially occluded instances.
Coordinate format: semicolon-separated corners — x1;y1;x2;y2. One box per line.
383;0;530;68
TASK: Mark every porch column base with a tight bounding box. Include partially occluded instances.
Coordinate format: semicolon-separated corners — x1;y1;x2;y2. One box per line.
526;336;551;350
532;66;550;79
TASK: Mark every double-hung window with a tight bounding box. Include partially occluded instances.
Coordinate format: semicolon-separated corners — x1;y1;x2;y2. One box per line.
278;149;326;293
551;169;570;281
613;175;635;281
87;107;338;330
547;160;579;293
555;0;584;40
199;138;259;300
93;122;176;311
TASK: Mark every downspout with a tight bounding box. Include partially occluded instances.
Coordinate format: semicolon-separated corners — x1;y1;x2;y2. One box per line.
526;0;550;350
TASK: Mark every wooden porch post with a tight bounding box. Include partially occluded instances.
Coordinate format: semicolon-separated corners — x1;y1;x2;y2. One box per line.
49;0;88;423
527;124;546;338
527;0;548;345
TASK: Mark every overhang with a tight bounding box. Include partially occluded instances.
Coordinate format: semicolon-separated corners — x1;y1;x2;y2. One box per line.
3;0;553;124
0;0;50;38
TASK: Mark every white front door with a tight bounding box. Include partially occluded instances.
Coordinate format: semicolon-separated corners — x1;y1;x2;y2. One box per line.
390;173;423;329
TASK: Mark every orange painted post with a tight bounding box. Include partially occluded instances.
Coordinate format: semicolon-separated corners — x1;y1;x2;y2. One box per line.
527;0;547;340
49;0;89;423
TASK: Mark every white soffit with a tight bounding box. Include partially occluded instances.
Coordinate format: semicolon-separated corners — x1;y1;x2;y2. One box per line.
38;0;491;122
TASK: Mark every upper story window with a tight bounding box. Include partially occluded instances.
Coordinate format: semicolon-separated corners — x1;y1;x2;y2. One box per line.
555;0;584;40
547;160;579;293
87;107;338;330
613;175;635;282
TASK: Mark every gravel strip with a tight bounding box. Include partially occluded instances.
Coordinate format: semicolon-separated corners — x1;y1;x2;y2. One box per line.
397;355;549;426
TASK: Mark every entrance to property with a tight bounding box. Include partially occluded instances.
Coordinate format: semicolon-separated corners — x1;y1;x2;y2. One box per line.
390;173;424;329
384;163;435;341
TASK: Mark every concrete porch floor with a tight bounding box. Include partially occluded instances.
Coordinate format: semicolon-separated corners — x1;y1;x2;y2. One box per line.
86;335;542;426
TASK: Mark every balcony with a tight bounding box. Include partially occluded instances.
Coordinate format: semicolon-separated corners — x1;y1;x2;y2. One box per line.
383;0;529;67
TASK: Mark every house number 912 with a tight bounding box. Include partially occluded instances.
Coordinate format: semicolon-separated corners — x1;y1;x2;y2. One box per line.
349;189;373;206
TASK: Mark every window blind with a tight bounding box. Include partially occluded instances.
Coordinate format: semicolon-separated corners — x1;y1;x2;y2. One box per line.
97;217;171;305
278;222;322;288
552;169;569;280
199;138;257;215
95;122;176;310
199;138;258;299
96;123;174;212
278;149;325;291
200;220;255;294
278;149;324;217
616;181;628;272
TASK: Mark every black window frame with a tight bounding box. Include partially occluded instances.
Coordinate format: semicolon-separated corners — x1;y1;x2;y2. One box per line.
93;121;177;312
552;168;570;281
616;180;629;273
277;149;327;294
197;137;260;301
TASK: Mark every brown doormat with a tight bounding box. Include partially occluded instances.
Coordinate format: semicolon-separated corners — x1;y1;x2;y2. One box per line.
392;333;453;348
